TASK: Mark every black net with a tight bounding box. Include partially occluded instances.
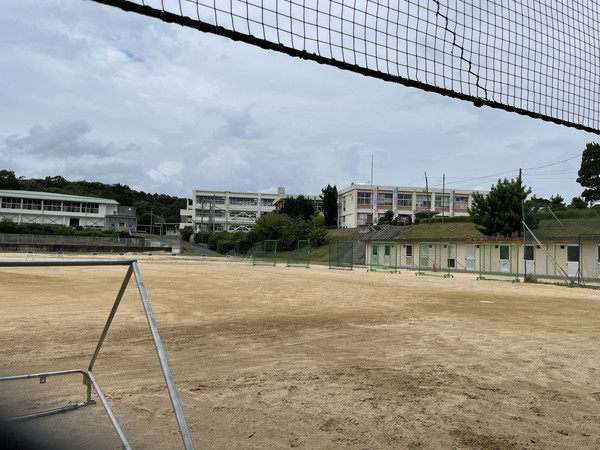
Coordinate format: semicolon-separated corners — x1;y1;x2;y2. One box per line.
91;0;600;134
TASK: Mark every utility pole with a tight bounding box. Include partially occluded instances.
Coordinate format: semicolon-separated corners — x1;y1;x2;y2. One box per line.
424;172;430;218
442;173;446;223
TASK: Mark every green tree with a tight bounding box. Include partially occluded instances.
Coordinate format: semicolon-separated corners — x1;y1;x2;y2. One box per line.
280;195;314;223
320;184;338;227
469;177;534;236
0;170;20;189
377;210;394;225
548;194;566;211
576;142;600;203
569;196;588;210
528;195;550;212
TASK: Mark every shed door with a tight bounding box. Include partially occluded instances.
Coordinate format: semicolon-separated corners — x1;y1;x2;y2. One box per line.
499;245;511;273
371;244;379;266
524;245;535;274
383;245;391;267
465;245;475;271
567;245;580;277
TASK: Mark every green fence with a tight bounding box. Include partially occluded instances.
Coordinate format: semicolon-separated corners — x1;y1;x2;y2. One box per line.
329;240;354;270
253;240;277;266
287;240;310;268
416;242;453;278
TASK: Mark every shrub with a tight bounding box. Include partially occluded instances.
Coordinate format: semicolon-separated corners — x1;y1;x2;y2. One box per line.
180;226;194;241
524;273;538;283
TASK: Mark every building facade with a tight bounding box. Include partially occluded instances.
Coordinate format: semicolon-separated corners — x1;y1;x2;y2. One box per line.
181;189;285;232
0;190;137;232
338;184;486;228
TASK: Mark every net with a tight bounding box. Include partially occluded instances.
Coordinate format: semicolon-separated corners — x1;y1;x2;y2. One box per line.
329;240;353;270
91;0;600;134
368;241;398;274
417;242;453;278
253;239;277;266
287;239;310;268
477;243;520;283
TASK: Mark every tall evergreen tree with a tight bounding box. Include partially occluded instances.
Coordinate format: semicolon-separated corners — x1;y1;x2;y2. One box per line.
469;177;535;236
320;184;338;227
576;142;600;203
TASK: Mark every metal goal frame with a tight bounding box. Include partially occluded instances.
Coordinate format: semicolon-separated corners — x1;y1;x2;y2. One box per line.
0;260;194;450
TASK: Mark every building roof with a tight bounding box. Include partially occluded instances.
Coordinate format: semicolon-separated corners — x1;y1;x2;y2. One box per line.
0;190;119;205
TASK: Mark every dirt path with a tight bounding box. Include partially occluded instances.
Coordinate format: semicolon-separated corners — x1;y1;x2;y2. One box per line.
1;258;599;449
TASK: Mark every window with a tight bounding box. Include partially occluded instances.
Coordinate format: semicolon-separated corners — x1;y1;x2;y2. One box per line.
357;213;372;225
1;197;21;209
405;244;413;257
397;194;412;207
83;203;99;214
524;245;534;261
197;195;225;204
22;199;42;210
567;245;579;262
454;196;469;209
63;202;81;213
43;200;62;211
261;198;274;206
500;245;510;260
378;192;393;206
415;194;430;208
357;191;371;205
229;197;257;206
195;209;224;218
435;195;450;208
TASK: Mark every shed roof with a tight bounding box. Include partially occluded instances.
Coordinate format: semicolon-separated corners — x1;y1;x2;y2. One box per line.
388;218;600;242
0;190;119;205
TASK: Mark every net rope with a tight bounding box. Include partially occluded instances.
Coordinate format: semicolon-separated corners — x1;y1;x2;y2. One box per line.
90;0;600;134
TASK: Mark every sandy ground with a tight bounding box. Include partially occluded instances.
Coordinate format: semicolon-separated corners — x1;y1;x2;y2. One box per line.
0;254;599;449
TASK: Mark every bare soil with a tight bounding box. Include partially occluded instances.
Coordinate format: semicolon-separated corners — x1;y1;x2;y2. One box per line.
0;255;599;449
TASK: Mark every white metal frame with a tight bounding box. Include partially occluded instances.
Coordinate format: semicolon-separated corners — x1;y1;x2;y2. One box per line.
0;260;194;449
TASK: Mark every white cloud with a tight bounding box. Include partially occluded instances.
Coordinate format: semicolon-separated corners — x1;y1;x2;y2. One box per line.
0;0;597;203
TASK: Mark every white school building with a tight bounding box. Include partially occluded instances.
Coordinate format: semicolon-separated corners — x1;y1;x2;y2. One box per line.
337;184;486;228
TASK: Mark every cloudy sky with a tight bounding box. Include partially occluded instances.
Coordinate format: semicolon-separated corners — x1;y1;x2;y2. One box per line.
1;0;597;201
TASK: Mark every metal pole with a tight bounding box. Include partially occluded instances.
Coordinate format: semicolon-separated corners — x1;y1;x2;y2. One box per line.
520;168;526;280
88;265;135;372
131;262;195;450
442;173;445;222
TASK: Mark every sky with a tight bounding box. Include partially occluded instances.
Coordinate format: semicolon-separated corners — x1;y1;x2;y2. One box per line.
1;0;597;202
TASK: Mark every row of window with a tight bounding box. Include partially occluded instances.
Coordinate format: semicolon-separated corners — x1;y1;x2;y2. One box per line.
1;197;100;213
356;192;470;209
195;209;269;219
196;195;275;207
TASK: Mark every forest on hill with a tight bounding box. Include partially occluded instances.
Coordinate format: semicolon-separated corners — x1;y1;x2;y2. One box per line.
0;170;186;225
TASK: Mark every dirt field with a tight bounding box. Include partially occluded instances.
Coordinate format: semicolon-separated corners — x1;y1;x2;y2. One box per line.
1;254;599;449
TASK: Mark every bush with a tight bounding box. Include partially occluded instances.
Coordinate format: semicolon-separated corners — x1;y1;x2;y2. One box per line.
217;239;235;254
524;273;538;283
308;227;328;247
180;226;194;241
193;231;211;244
